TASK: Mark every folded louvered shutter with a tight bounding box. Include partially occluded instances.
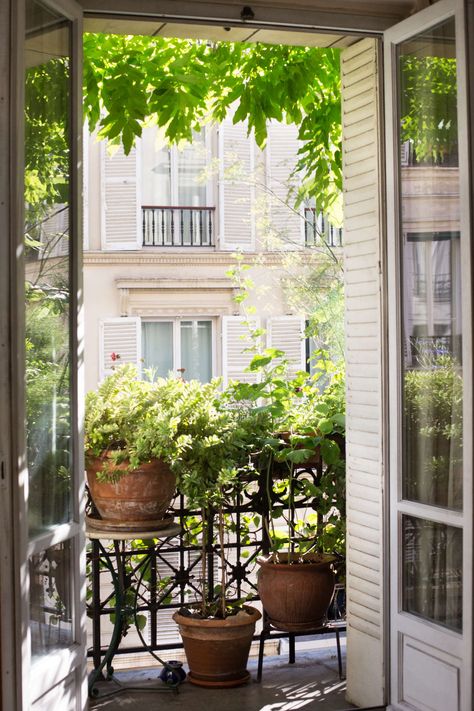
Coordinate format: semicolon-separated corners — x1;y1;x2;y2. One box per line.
266;316;306;376
218;117;255;251
222;316;261;385
101;141;141;250
266;121;304;249
99;317;141;380
341;38;384;709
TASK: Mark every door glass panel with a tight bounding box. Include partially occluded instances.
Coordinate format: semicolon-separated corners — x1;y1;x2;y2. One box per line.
398;19;463;510
181;320;212;382
29;540;74;657
24;0;73;535
142;321;174;377
402;515;462;631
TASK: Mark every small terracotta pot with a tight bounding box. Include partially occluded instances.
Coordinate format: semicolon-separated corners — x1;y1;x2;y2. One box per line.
257;552;336;631
173;606;261;687
86;455;176;524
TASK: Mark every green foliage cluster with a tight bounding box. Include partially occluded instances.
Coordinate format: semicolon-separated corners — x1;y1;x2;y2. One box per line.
400;55;458;165
83;33;342;215
85;364;259;505
224;258;346;558
404;355;462;508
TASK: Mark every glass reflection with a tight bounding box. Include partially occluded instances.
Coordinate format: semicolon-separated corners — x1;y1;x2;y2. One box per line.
24;0;72;534
29;541;74;656
399;19;463;510
402;516;462;631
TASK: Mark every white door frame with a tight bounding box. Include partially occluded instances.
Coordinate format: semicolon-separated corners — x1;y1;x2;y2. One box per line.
385;1;472;708
11;0;86;709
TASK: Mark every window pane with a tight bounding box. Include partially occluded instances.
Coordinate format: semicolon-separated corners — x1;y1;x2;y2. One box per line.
142;322;174;377
398;19;463;510
402;516;462;632
25;0;72;535
180;321;212;382
30;540;74;658
141;126;171;206
177;130;207;207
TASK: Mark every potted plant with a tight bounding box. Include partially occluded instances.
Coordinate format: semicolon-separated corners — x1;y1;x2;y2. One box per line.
85;364;235;530
171;398;268;687
227;341;346;632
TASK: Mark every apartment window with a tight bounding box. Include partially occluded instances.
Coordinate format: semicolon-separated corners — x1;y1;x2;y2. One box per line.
141;127;214;246
142;319;213;382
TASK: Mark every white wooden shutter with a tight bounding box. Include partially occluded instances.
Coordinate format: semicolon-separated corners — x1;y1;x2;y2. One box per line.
222;316;261;385
341;38;384;709
266;316;306;376
99;317;141;380
266;121;304;249
218;117;255;251
101;141;141;250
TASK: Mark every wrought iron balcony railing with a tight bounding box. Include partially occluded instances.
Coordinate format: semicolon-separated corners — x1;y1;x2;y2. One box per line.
142;206;215;247
305;207;343;248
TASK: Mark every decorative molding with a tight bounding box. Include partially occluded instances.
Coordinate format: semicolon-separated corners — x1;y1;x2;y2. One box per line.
116;277;237;291
129;305;235;316
83;249;325;267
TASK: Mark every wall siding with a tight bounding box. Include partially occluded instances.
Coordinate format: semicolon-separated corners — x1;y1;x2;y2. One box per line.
341;37;385;708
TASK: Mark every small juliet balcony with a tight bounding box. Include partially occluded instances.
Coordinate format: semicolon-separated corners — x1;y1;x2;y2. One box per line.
142;206;216;247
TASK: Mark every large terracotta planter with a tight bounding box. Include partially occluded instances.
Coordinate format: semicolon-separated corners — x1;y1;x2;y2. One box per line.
257;552;336;631
86;456;176;528
173;606;261;687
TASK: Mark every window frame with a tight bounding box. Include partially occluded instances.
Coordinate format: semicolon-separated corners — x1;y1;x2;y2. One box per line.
142;316;216;381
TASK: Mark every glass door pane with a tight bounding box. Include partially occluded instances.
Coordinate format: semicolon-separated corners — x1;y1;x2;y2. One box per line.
396;16;464;631
399;18;463;513
25;0;73;537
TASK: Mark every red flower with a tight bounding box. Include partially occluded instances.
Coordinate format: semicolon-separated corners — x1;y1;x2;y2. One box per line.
110;352;121;362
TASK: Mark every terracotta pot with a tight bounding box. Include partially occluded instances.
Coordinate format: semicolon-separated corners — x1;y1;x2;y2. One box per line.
173;606;261;687
86;455;176;525
257;552;336;631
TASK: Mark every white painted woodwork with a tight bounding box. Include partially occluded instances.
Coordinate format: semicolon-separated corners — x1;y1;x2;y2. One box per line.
265;121;304;249
221;315;260;384
218;117;255;251
83;123;89;250
385;2;472;710
341;37;385;709
266;316;306;375
101;142;141;250
99;317;141;379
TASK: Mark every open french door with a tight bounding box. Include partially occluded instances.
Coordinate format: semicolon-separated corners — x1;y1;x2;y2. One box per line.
385;1;472;709
13;0;86;709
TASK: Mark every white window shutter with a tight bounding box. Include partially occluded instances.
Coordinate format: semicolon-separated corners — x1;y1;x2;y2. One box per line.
266;316;306;376
101;141;141;250
266;121;304;249
222;316;261;386
218;117;255;251
99;317;141;380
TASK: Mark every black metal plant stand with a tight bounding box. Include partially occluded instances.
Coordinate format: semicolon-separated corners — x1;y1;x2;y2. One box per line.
86;521;183;699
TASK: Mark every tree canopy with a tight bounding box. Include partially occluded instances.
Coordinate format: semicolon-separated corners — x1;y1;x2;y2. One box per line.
83;34;342;218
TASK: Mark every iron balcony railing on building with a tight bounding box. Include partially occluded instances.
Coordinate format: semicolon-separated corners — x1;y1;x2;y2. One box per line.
305;207;343;248
142;206;215;247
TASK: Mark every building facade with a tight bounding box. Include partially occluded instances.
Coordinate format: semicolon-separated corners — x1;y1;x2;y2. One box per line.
83;120;342;390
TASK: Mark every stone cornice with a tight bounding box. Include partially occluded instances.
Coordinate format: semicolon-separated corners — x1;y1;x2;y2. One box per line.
83;249;328;266
116;277;236;290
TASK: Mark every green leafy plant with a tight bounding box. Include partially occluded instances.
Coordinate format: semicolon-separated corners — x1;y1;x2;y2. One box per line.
85;363;267;618
404;355;462;509
224;259;346;563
